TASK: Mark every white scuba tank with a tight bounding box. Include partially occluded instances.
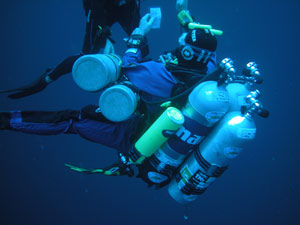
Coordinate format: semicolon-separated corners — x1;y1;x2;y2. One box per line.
72;54;122;92
167;61;265;204
167;89;266;204
226;83;252;111
98;84;139;122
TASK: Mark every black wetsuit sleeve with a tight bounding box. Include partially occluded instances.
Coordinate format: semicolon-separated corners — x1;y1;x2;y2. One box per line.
48;54;82;80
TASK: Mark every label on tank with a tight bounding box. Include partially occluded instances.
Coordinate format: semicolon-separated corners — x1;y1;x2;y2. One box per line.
168;116;212;155
192;170;216;190
237;128;256;139
147;172;168;183
205;111;226;123
180;166;193;184
207;91;229;102
224;147;243;159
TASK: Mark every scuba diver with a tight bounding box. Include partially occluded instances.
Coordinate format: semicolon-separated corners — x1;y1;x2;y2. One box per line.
0;4;222;177
0;0;141;99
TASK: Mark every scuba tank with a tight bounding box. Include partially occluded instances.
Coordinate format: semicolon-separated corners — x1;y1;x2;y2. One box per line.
136;59;235;187
168;87;269;204
128;107;185;164
72;54;122;92
167;60;265;204
98;82;140;122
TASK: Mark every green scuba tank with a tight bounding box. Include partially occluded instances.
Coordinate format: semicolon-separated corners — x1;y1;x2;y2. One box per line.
129;107;185;164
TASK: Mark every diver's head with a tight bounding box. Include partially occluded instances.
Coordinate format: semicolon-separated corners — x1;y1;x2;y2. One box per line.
174;29;217;71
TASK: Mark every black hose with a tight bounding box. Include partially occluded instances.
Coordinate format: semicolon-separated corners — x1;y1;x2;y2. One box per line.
141;66;224;105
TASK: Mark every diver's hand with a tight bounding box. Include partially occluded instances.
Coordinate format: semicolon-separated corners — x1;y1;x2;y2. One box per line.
176;0;188;12
133;13;155;36
0;68;53;99
104;154;134;177
105;161;134;177
139;13;155;35
117;153;134;177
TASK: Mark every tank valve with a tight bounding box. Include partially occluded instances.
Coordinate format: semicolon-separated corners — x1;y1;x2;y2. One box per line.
242;90;269;118
242;62;263;84
218;58;236;85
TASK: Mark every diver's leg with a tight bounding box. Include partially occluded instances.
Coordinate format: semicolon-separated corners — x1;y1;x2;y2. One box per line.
72;105;140;153
47;1;110;81
39;1;109;81
2;60;82;99
46;54;82;81
0;110;80;135
117;1;140;36
2;1;106;99
72;118;137;153
82;18;110;54
0;106;140;153
82;0;111;54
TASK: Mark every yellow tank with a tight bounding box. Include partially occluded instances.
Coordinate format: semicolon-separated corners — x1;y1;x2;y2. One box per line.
131;107;185;164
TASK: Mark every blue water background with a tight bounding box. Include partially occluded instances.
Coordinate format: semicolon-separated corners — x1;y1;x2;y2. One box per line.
0;0;299;225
